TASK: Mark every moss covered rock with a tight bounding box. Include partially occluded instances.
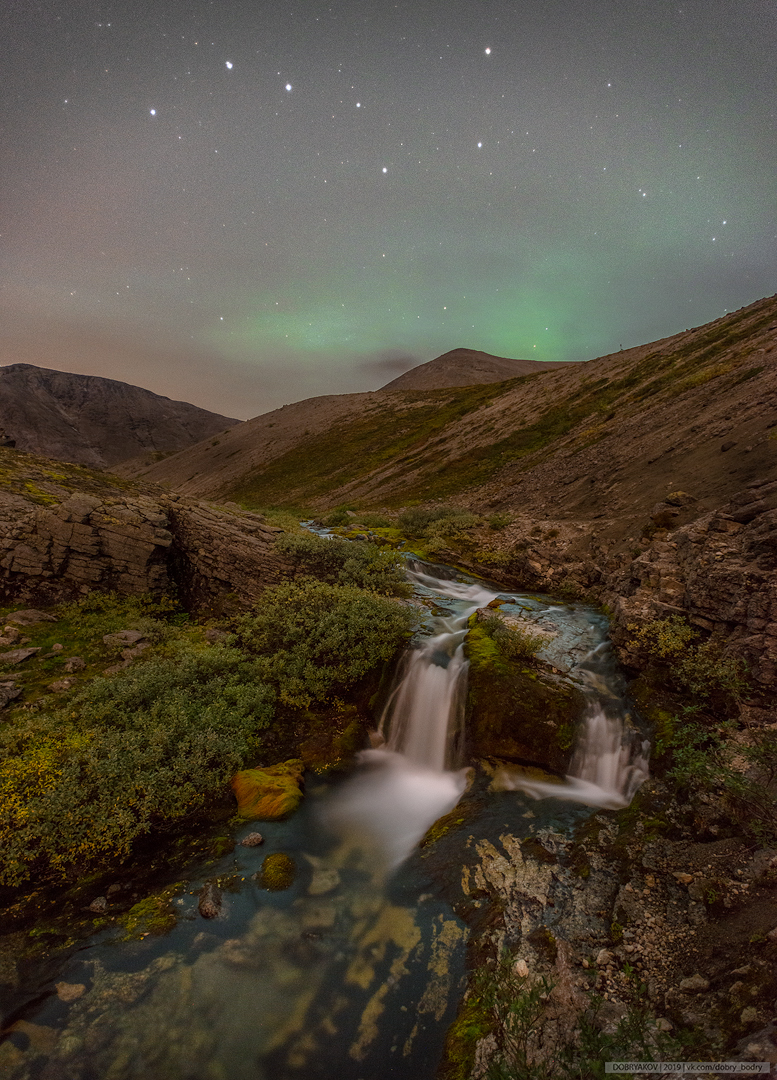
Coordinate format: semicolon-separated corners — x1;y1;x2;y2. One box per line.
230;759;304;820
465;625;585;773
257;852;296;891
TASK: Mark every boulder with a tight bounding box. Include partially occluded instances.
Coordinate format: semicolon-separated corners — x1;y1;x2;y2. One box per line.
231;760;305;820
465;624;586;773
198;882;222;919
0;647;40;665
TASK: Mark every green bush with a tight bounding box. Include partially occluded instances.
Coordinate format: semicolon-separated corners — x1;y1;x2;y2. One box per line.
0;642;275;886
628;616;748;704
480;613;546;661
663;718;777;845
275;531;411;597
232;579;416;708
398;505;480;539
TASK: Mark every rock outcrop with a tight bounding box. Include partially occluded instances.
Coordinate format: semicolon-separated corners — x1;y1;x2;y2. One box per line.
0;449;290;613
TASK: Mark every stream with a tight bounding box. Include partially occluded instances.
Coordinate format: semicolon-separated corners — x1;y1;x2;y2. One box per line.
0;557;649;1080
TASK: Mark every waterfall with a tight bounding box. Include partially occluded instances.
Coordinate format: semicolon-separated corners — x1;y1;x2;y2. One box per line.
322;566;497;866
323;557;649;861
495;638;650;810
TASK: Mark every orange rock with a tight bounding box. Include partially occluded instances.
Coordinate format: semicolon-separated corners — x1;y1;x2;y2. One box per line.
231;760;304;820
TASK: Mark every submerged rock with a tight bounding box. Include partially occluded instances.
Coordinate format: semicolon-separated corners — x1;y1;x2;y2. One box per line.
231;759;305;820
198;882;223;919
240;831;265;847
257;853;296;891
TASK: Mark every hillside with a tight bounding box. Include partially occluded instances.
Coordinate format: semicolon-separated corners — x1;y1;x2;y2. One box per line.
125;295;777;535
0;363;240;469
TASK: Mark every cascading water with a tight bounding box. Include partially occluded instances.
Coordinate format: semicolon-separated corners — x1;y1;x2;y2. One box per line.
325;558;650;861
322;563;498;866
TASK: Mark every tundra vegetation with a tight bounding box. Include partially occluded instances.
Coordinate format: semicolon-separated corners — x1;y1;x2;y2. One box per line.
0;537;415;888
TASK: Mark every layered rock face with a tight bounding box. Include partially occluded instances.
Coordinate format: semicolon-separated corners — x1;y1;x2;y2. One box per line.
485;481;777;688
0;451;290;612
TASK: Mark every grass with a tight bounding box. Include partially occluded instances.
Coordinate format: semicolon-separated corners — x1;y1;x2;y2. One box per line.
218;298;776;511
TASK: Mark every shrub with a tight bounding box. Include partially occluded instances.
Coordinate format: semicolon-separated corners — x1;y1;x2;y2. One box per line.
232;579;416;708
480;613;546;661
628;616;748;704
488;513;512;531
397;505;479;538
0;642;275;887
275;532;411;597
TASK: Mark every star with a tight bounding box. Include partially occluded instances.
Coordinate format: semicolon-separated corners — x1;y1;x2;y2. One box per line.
285;83;292;92
225;61;233;70
484;47;491;55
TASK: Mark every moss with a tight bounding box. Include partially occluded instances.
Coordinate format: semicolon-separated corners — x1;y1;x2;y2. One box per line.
466;634;586;773
118;883;184;939
231;760;305;820
298;707;365;774
437;989;494;1080
258;852;296;891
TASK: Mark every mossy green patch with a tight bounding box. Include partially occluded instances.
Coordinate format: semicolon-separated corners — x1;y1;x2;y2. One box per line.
258;852;296;891
466;630;585;773
118;882;184;939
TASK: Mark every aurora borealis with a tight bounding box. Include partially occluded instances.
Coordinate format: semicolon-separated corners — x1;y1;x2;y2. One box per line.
1;0;775;419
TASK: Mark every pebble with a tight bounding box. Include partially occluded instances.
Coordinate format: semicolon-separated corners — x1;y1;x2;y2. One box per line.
596;949;613;967
240;832;264;847
88;896;108;914
514;958;529;978
678;973;709;993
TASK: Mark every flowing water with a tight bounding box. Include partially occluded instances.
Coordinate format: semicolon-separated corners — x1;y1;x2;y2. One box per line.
0;556;649;1080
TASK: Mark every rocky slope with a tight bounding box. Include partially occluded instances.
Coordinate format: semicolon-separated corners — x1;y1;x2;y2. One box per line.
0;364;239;469
0;449;289;615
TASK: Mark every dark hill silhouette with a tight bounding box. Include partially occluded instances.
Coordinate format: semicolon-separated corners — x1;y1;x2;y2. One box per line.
0;363;239;469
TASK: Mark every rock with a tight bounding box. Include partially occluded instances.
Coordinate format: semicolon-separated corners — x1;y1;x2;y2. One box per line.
5;609;56;626
204;628;228;643
514;958;530;978
63;656;86;673
0;681;21;708
595;949;613;967
0;627;21;647
678;973;710;993
240;832;265;847
121;643;150;660
198;882;222;919
0;647;40;664
741;1007;760;1025
55;981;86;1002
257;853;296;891
51;643;63;652
48;678;76;692
89;896;108;914
103;630;145;647
231;760;305;820
672;871;694;885
308;868;340;896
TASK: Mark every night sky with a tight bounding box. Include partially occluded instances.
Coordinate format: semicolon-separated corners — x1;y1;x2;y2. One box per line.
2;1;775;419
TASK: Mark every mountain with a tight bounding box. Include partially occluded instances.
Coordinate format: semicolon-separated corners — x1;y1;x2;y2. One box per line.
122;295;777;533
379;348;575;391
0;363;240;469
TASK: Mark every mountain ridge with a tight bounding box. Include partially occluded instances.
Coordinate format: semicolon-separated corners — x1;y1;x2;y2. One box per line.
0;363;240;469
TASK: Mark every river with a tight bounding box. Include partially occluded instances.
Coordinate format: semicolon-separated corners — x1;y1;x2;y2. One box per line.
0;557;648;1080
